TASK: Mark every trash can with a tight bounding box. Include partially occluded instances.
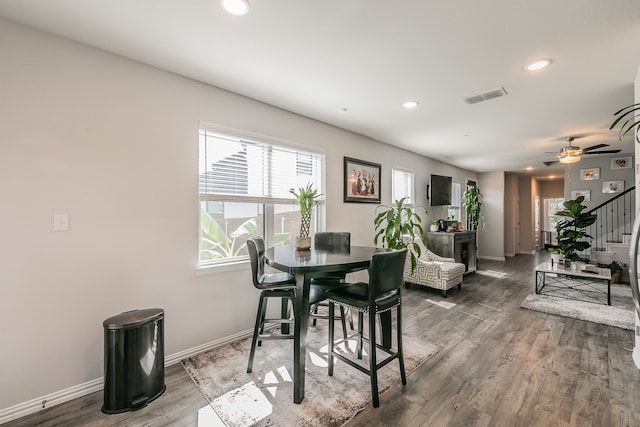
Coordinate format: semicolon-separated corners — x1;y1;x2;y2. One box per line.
102;308;166;414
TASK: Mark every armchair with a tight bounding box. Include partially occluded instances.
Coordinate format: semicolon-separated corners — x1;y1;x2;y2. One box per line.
403;235;465;297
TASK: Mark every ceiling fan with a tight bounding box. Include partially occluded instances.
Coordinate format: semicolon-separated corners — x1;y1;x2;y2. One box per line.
542;136;621;166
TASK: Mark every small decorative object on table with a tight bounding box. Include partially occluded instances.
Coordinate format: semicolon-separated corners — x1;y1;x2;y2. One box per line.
290;182;323;251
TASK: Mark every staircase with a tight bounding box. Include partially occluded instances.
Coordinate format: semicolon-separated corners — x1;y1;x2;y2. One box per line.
584;186;635;282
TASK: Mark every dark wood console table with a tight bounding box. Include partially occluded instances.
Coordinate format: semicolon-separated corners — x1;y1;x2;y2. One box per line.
424;230;477;274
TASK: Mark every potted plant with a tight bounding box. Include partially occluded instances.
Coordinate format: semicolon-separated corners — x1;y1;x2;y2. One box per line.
373;197;427;272
290;182;323;250
610;102;640;143
462;186;484;231
429;220;439;232
548;196;597;265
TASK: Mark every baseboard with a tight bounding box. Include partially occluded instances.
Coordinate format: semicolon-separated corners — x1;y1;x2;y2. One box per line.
477;255;506;261
504;252;515;257
0;328;253;425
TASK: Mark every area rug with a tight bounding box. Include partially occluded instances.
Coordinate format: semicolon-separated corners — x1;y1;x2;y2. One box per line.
182;323;439;427
520;282;635;330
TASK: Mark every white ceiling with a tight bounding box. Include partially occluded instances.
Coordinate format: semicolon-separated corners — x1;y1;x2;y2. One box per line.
2;0;639;178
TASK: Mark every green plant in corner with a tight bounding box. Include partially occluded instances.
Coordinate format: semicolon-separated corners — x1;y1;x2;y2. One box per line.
462;186;484;231
547;196;597;262
373;197;427;273
610;102;640;143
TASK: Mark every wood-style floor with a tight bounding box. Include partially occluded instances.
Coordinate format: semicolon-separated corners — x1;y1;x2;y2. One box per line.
5;252;640;426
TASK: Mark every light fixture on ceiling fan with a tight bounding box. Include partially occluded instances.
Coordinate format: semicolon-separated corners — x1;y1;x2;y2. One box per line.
543;136;621;166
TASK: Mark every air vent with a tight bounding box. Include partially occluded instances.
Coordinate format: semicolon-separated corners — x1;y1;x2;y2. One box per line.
464;87;508;104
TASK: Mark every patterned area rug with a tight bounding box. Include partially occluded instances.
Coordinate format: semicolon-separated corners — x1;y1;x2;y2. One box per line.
520;282;635;330
182;322;439;427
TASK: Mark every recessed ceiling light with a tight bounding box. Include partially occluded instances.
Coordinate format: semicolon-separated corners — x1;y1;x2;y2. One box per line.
221;0;249;16
526;166;534;171
525;59;552;71
402;101;419;109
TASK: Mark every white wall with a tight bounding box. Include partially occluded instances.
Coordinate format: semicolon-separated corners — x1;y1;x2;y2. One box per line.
477;171;505;260
0;19;478;412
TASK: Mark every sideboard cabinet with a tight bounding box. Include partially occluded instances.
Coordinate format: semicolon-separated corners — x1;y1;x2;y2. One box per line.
424;231;477;274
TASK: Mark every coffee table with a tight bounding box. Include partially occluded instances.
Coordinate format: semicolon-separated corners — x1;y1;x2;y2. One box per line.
535;262;612;305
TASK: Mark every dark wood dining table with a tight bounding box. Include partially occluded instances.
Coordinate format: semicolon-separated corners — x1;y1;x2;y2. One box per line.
265;244;391;404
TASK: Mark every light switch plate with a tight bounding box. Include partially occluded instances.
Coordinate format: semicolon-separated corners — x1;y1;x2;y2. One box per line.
53;213;70;231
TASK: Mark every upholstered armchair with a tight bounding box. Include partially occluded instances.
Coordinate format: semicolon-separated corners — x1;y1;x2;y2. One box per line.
403;235;466;297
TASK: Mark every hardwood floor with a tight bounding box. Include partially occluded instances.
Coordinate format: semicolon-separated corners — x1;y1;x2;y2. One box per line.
5;252;640;426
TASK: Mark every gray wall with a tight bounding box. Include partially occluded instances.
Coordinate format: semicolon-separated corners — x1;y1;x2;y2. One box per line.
564;155;634;209
0;18;478;412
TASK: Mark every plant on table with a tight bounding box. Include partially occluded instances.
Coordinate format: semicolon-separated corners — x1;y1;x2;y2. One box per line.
373;197;427;272
548;196;597;262
290;182;323;250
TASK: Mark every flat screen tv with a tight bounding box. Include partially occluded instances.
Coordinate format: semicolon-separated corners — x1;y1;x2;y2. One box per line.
430;174;452;206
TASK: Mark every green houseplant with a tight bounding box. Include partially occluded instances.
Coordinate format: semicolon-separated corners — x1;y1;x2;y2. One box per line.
373;197;426;272
290;182;323;250
610;102;640;143
462;186;484;231
548;196;597;262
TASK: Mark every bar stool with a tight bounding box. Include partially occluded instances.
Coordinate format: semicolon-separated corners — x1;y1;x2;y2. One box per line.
309;232;352;338
246;237;297;373
326;248;408;407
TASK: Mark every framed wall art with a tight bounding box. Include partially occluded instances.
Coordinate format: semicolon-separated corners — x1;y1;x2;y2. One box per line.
570;190;591;201
579;167;600;180
344;157;381;203
602;180;624;194
611;156;632;169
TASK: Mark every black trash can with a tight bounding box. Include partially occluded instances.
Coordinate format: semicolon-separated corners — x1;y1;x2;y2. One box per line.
102;308;166;414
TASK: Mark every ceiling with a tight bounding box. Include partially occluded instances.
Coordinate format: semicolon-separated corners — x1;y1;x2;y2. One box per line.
2;0;639;178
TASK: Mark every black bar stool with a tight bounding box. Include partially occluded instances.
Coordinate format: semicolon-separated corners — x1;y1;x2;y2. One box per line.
246;237;297;373
326;248;408;408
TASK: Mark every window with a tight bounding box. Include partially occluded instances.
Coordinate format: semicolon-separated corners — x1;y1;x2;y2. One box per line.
199;125;325;266
392;167;414;205
447;182;461;220
544;197;565;231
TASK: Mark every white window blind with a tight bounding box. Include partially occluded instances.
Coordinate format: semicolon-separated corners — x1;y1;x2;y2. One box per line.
199;129;325;204
392;167;414;205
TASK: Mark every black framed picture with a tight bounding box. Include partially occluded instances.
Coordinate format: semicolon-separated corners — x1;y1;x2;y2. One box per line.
343;157;381;203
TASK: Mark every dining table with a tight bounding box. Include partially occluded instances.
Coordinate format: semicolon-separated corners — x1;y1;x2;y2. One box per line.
264;244;391;404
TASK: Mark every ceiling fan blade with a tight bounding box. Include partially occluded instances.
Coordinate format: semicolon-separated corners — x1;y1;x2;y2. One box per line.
583;149;621;154
583;144;609;152
543;160;558;166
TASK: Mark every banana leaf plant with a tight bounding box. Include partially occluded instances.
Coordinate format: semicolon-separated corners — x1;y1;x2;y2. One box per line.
200;208;290;260
610;102;640;143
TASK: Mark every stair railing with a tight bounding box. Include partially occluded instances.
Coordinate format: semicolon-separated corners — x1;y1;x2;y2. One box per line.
582;186;635;258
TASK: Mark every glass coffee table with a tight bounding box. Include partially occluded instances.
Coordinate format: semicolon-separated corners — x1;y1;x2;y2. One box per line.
535;262;612;305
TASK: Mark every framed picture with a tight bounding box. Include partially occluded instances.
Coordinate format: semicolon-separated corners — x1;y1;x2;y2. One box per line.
344;157;381;203
571;190;591;201
611;156;632;169
579;167;600;180
603;180;624;194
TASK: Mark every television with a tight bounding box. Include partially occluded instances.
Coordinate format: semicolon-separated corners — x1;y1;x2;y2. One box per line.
429;174;452;206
